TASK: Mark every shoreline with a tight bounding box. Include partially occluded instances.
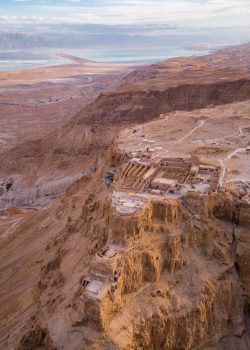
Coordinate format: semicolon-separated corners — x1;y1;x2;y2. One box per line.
0;59;137;87
0;46;212;75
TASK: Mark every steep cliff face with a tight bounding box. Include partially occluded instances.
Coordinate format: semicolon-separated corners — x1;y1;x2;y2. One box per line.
80;79;250;126
102;193;249;350
1;152;250;350
235;226;250;312
71;187;249;349
239;203;250;227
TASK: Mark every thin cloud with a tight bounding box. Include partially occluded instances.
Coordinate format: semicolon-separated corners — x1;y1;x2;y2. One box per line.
3;0;250;26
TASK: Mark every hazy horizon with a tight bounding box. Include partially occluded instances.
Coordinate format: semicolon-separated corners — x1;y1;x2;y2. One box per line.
0;1;250;68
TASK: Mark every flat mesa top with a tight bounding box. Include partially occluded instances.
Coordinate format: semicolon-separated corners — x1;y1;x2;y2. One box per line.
117;100;250;185
111;101;250;216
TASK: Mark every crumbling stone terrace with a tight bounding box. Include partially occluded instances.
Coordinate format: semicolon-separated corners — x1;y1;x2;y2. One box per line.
82;245;122;301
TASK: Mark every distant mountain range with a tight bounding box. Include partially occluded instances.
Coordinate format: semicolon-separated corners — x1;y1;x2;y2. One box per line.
0;30;207;49
0;26;249;50
0;31;47;49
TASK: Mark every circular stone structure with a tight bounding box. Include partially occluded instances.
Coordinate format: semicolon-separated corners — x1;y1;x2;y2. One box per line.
97;246;118;259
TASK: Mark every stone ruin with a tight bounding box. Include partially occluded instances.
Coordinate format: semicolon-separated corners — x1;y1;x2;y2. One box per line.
82;244;121;301
111;155;221;215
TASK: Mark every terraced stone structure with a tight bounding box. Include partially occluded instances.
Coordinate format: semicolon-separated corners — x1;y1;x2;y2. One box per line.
112;155;221;215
